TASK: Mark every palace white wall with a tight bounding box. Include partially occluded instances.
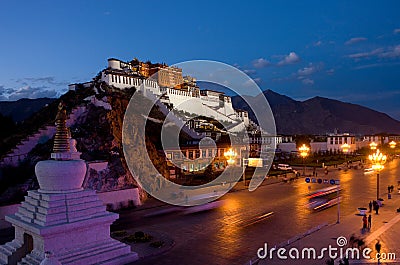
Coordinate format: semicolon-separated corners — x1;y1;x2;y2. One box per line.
108;58;121;70
101;70;246;128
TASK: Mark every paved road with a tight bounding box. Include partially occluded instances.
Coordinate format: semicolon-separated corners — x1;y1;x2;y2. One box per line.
114;159;400;265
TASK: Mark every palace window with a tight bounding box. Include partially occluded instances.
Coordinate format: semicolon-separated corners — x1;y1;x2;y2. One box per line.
202;150;207;158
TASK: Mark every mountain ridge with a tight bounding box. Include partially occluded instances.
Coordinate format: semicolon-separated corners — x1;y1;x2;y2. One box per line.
1;90;400;135
231;89;400;135
0;98;56;122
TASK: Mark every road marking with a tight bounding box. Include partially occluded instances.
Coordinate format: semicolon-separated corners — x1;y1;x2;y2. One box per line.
228;211;274;227
242;212;274;228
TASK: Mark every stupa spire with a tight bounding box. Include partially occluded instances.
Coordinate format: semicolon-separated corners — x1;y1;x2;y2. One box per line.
53;102;70;153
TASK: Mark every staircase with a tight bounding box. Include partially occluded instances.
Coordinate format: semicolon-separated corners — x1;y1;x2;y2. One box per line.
0;240;25;265
17;251;42;265
0;106;87;167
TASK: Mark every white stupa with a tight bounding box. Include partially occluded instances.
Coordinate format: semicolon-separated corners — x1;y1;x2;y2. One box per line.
0;102;138;265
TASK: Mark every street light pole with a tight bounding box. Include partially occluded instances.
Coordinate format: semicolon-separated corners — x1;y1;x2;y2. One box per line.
224;148;238;185
370;142;377;151
341;143;350;168
369;149;387;201
299;144;309;177
377;173;380;201
389;141;397;158
337;183;340;224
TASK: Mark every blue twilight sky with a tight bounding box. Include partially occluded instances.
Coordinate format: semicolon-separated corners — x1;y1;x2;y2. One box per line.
0;1;400;119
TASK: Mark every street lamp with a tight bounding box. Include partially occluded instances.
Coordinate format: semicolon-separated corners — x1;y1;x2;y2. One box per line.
369;142;377;150
369;149;387;201
389;141;397;157
341;143;350;168
299;144;309;176
224;148;240;184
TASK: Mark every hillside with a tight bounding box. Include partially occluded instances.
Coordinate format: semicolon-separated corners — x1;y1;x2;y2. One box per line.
0;98;56;122
0;82;171;205
232;90;400;135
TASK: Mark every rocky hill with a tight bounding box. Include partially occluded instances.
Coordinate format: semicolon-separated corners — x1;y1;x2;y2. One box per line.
232;90;400;135
0;82;171;205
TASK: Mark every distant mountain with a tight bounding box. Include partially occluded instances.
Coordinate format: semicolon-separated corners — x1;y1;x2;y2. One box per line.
232;90;400;135
3;90;400;135
0;98;56;122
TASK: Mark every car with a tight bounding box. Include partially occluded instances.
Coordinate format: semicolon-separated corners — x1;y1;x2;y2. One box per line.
364;168;374;174
278;164;292;170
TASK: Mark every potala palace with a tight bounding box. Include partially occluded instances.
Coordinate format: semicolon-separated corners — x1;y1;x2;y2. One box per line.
70;58;251;133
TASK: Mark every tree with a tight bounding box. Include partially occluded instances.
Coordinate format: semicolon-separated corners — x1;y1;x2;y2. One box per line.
203;164;215;182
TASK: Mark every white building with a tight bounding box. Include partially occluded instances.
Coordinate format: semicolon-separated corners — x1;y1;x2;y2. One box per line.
97;58;251;131
327;133;356;152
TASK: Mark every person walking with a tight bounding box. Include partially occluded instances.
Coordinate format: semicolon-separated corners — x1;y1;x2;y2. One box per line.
369;201;373;212
326;258;334;265
375;204;379;214
375;240;382;264
362;215;368;231
368;214;372;229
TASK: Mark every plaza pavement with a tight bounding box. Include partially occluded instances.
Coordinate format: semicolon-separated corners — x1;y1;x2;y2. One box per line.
256;189;400;265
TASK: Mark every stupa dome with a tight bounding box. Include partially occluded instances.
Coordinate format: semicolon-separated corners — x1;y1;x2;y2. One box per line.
35;102;86;193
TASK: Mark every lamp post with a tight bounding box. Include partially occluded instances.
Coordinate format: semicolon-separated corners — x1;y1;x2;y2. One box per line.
224;148;239;185
341;143;350;168
389;141;396;157
369;142;377;150
369;149;387;201
299;144;309;176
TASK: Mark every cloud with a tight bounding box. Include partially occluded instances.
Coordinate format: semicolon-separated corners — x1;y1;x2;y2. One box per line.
345;37;367;45
302;78;314;85
16;76;69;87
6;86;58;101
348;48;384;59
353;61;400;70
297;64;318;76
243;69;257;75
252;58;270;68
277;52;300;66
379;45;400;58
0;85;7;100
243;77;262;87
233;63;256;75
348;45;400;60
314;41;322;47
253;77;262;84
394;28;400;34
326;69;335;75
